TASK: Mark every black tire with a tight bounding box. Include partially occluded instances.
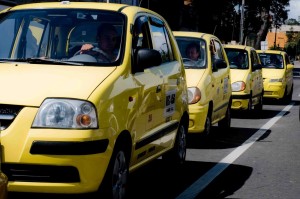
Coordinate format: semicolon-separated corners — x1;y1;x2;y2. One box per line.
247;94;253;112
98;144;129;199
218;104;231;129
287;84;293;102
254;93;263;111
162;121;187;164
282;85;293;104
203;113;212;137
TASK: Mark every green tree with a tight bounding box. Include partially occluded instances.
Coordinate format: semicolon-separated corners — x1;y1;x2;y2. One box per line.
7;0;291;50
285;26;300;59
178;0;289;49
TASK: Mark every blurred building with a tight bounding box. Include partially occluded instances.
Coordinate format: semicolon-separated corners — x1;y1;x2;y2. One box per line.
266;25;300;49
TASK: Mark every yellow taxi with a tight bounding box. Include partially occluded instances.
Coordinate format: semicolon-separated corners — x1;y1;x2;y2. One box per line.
173;31;232;136
0;171;7;199
256;50;294;103
0;141;7;199
224;44;264;111
0;2;189;198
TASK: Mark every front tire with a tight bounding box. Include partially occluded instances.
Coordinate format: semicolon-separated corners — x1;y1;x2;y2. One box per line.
218;103;231;129
99;145;129;199
203;113;212;136
162;121;187;164
254;93;263;111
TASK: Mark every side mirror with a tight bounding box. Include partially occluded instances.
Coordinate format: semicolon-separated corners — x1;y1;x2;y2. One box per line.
287;64;294;70
133;48;162;73
214;59;227;70
253;63;262;71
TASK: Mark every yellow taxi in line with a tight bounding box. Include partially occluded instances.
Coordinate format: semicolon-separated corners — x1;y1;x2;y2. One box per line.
0;139;7;199
0;2;189;198
224;44;264;111
0;172;7;199
256;50;294;103
173;31;232;136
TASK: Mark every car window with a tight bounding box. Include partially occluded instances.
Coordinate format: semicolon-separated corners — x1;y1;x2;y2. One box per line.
284;53;291;65
258;53;283;69
132;16;152;50
225;49;249;69
251;50;260;66
0;9;125;66
212;39;225;60
149;17;174;63
175;37;206;68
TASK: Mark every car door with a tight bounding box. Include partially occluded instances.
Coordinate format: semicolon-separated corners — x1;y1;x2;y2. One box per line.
283;52;294;93
210;38;230;121
250;49;263;99
130;15;180;165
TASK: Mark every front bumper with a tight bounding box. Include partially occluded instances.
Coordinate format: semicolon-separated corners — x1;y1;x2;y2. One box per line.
1;107;112;194
231;93;250;110
187;103;209;133
263;83;285;99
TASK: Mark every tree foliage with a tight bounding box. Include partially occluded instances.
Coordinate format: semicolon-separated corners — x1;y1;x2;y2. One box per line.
6;0;293;50
179;0;290;49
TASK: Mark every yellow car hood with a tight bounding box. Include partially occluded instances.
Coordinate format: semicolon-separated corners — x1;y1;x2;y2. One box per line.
0;63;116;106
262;68;285;79
230;69;248;83
185;69;205;87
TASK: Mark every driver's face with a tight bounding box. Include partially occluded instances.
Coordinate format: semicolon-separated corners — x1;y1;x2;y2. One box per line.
99;30;117;52
187;47;199;61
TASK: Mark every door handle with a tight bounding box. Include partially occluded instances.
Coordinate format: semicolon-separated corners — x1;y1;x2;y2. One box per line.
156;85;161;93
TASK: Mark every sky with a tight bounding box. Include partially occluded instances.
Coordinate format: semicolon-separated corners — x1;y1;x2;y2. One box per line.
288;0;300;19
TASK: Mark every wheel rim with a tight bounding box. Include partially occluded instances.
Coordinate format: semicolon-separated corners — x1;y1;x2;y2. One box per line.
112;151;128;199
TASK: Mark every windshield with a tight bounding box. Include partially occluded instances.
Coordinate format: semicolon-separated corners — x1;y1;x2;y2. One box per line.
0;9;125;66
225;49;249;69
258;53;283;69
175;37;207;69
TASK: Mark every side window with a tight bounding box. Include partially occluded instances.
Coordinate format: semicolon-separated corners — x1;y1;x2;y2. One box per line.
132;16;151;51
251;50;260;65
213;40;225;60
284;53;290;65
149;17;173;63
210;39;225;61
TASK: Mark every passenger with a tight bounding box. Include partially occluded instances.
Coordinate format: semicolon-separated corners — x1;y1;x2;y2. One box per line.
80;23;118;62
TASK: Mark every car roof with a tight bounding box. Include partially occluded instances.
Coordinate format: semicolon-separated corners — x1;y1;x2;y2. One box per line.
173;31;221;41
5;1;159;17
256;49;286;55
223;44;254;51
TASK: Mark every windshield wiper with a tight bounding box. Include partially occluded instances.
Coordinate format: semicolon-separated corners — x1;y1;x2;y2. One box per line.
26;58;84;65
0;58;84;65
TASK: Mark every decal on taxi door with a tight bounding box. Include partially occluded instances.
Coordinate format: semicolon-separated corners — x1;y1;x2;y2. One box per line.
164;89;176;117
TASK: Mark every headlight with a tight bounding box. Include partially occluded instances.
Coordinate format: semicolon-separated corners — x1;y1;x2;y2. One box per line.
188;87;201;104
32;99;98;128
269;78;283;82
231;81;246;92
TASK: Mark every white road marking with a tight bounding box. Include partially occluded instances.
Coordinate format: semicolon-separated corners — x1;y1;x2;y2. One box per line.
176;103;295;199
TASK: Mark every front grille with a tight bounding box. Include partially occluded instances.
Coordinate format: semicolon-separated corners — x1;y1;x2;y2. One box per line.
2;164;80;183
0;104;23;130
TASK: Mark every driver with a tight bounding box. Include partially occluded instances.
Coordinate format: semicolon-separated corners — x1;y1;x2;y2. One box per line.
186;42;200;61
80;23;118;62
